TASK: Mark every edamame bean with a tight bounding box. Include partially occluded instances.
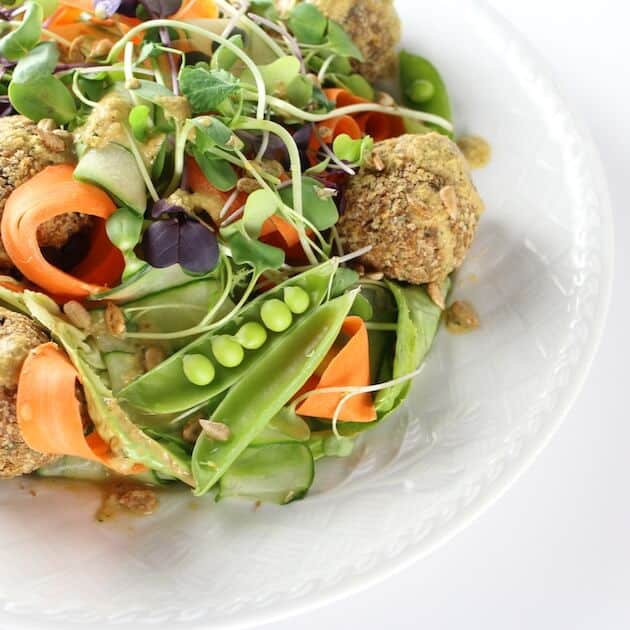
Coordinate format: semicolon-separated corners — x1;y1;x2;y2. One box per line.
283;286;310;314
183;354;216;386
236;322;268;350
211;335;245;367
261;299;293;332
405;79;435;104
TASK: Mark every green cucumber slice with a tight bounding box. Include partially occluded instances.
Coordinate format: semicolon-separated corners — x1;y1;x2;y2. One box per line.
74;143;147;214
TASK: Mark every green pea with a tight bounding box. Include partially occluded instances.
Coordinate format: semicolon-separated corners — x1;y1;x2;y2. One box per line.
283;286;310;314
405;79;435;104
183;354;216;386
261;299;293;332
212;336;245;368
235;322;268;350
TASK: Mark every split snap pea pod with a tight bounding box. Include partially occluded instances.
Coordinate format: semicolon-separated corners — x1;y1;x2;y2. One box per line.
217;443;314;504
251;407;311;445
399;50;453;137
120;260;338;414
192;290;357;496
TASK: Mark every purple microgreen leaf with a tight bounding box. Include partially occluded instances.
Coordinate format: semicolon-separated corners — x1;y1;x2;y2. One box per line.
150;199;185;219
178;220;219;274
93;0;122;18
117;0;140;17
143;218;180;268
140;0;182;18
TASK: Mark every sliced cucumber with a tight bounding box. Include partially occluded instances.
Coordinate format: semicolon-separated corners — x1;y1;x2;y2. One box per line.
217;443;314;504
124;279;224;337
74;143;147;214
90;264;205;303
104;351;144;393
252;407;311;445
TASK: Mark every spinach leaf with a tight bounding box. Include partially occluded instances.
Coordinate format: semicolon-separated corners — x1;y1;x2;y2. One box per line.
9;75;77;123
326;20;363;61
191;147;237;191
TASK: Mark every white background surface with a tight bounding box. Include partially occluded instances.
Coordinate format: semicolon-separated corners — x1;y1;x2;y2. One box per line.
268;1;630;628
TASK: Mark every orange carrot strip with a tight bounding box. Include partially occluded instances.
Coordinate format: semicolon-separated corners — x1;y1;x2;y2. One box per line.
260;215;301;250
172;0;218;20
297;316;376;422
17;343;145;475
1;165;120;299
0;280;26;293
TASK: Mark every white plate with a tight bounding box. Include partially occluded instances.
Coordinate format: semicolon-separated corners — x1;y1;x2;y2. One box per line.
0;1;613;628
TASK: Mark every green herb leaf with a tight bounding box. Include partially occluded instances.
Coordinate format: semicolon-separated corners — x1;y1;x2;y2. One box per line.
210;33;244;71
279;176;339;231
243;189;278;238
193;116;233;148
224;231;285;274
9;75;76;123
332;133;373;165
180;65;241;114
257;56;300;96
326;20;363;61
0;1;43;61
286;74;313;108
11;41;58;84
191;147;237;191
336;73;374;100
288;3;327;45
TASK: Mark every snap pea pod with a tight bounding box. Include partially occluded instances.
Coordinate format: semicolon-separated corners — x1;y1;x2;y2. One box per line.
192;291;356;496
217;444;314;504
399;50;453;137
121;260;339;414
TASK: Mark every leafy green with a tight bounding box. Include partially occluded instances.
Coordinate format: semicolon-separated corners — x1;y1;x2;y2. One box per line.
286;74;313;107
191;148;237;192
336;73;374;100
11;41;58;83
332;133;373;165
258;55;300;95
0;1;42;61
9;75;77;123
279;177;338;231
210;33;244;71
326;20;363;61
288;3;327;45
180;65;241;114
243;189;278;238
193;116;233;148
224;230;285;275
374;280;448;416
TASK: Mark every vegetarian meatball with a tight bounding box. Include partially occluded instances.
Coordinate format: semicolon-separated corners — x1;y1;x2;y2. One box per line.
308;0;401;81
0;307;59;478
0;116;91;271
337;133;484;284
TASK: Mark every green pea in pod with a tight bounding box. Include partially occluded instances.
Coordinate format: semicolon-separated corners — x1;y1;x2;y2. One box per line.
192;290;357;496
399;50;453;138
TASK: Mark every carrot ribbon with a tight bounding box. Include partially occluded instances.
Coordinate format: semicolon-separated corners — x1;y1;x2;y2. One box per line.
1;164;124;299
17;343;145;475
297;316;376;422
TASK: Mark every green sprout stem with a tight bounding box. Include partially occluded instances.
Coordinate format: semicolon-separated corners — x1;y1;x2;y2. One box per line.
107;18;268;120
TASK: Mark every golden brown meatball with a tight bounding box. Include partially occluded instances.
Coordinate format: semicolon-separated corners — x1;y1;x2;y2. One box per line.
0;116;91;271
308;0;401;81
0;307;59;478
338;133;484;284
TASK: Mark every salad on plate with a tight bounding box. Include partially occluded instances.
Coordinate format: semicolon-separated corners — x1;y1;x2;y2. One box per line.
0;0;486;512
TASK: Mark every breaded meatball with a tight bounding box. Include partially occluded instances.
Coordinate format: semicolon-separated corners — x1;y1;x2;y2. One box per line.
0;307;59;478
0;116;91;271
308;0;401;80
338;133;484;284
